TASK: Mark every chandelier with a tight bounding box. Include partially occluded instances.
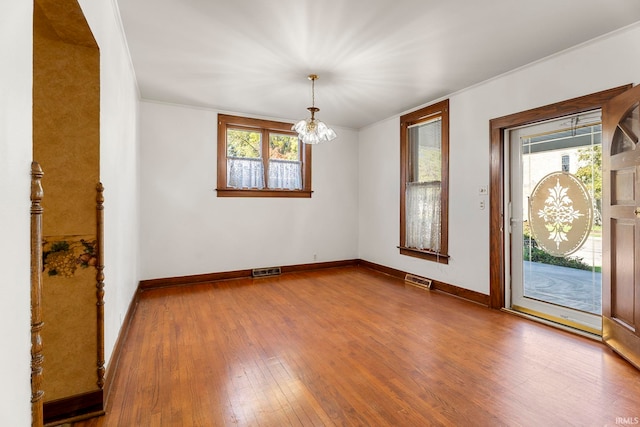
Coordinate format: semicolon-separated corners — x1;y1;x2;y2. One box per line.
292;74;337;144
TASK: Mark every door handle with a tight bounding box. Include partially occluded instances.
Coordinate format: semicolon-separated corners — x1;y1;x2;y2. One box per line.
635;207;640;218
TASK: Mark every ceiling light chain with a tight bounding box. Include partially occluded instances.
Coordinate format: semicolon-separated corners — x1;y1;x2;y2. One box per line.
310;74;316;109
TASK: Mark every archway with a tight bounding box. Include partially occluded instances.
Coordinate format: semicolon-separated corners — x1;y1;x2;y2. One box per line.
32;0;104;424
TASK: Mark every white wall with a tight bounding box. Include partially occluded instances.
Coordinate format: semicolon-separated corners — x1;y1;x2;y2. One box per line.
358;22;640;296
0;3;33;425
78;0;140;364
139;101;358;279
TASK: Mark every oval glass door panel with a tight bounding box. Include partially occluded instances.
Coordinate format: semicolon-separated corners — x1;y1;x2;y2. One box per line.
529;172;593;257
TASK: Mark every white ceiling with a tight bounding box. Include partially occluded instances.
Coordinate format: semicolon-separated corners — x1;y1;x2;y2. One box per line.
117;0;640;130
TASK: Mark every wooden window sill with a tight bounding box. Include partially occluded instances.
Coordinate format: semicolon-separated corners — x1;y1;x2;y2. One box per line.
216;188;313;198
398;246;449;264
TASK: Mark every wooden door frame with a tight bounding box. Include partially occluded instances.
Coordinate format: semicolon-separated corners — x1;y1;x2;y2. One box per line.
488;85;631;309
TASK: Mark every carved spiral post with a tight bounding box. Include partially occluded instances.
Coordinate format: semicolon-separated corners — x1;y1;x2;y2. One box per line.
96;183;105;390
30;162;45;427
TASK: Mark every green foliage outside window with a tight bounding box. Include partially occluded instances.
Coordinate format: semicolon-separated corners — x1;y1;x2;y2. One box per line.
270;134;299;161
227;129;261;158
412;119;442;183
418;145;441;182
575;145;602;225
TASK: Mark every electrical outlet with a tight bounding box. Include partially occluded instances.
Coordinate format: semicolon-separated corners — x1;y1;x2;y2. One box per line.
479;200;486;210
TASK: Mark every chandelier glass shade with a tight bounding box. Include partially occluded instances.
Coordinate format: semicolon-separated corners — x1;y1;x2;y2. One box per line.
292;74;337;144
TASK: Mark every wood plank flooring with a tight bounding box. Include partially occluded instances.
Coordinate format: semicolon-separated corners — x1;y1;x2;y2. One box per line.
74;266;640;426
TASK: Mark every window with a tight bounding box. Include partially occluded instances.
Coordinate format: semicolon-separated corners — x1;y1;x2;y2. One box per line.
561;154;570;172
217;114;312;197
399;99;449;263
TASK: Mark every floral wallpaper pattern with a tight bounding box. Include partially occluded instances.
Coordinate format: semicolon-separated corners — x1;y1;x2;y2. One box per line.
43;236;97;278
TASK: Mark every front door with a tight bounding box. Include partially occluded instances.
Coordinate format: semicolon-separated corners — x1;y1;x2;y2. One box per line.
507;113;603;334
602;84;640;369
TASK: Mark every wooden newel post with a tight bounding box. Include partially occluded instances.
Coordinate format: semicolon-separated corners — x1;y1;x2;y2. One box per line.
96;183;105;390
30;162;45;427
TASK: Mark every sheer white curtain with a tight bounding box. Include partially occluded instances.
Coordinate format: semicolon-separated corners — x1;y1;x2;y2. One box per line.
227;158;302;190
227;158;264;189
406;181;441;252
268;159;302;190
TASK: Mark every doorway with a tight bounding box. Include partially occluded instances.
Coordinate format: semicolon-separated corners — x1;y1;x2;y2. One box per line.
32;0;105;424
487;86;629;307
490;84;640;370
506;112;602;334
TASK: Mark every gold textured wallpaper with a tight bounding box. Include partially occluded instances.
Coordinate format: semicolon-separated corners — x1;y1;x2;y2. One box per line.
33;0;101;402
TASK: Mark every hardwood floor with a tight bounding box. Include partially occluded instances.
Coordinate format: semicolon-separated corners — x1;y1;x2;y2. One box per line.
73;266;640;426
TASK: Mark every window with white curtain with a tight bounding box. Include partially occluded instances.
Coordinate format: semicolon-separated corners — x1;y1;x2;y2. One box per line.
400;99;449;263
217;114;312;198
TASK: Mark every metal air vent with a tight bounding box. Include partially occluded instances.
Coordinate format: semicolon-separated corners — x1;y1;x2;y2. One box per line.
405;273;433;290
252;267;282;278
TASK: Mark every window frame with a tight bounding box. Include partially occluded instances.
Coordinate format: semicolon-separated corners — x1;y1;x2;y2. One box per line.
399;99;450;263
561;154;570;172
216;114;312;198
